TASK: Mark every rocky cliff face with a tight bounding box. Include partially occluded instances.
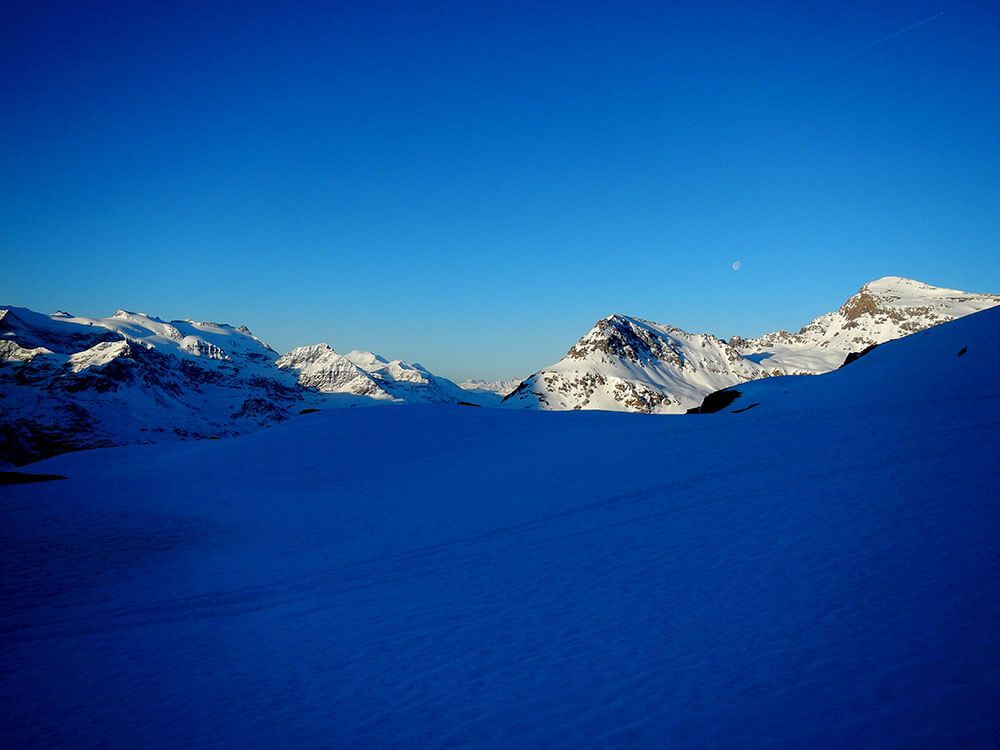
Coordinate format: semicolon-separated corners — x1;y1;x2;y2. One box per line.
502;277;999;414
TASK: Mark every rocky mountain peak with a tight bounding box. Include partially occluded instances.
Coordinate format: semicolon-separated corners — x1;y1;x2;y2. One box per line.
826;277;1000;337
566;315;686;367
279;343;337;360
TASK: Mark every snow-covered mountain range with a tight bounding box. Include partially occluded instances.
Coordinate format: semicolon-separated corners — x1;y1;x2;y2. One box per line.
501;276;999;413
459;378;521;396
0;307;483;465
2;276;996;464
455;378;522;406
276;344;470;404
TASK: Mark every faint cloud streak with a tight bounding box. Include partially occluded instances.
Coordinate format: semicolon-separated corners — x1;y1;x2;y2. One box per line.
847;11;944;57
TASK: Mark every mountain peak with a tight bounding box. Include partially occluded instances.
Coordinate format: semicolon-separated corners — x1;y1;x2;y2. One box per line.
837;277;997;323
859;275;939;295
345;350;389;370
287;342;337;356
863;275;918;288
113;309;163;323
565;314;688;366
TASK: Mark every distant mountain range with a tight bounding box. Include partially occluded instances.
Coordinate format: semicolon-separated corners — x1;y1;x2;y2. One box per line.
0;307;492;465
2;276;997;464
276;343;472;404
458;379;522;397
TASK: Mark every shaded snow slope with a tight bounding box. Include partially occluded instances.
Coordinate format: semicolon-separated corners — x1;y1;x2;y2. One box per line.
0;306;482;464
2;309;998;747
502;276;998;414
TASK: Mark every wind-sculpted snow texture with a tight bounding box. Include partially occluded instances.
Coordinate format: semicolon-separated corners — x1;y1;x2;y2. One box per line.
0;308;482;465
2;308;999;746
502;276;999;413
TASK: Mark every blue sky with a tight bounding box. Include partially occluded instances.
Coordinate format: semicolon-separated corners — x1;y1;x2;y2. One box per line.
2;1;998;380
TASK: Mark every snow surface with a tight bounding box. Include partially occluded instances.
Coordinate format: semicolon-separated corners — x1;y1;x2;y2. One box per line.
2;307;998;747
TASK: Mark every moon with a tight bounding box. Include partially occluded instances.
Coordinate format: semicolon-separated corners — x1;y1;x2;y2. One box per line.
732;261;741;271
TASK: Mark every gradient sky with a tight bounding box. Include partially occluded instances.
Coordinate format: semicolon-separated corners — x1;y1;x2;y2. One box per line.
2;1;998;380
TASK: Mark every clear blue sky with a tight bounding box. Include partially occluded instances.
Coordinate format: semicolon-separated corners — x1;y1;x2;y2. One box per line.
2;1;998;381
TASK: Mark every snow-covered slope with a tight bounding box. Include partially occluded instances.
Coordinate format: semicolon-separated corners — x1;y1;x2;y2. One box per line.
695;304;1000;417
503;277;999;413
0;306;304;465
3;307;998;746
736;276;1000;374
0;306;478;465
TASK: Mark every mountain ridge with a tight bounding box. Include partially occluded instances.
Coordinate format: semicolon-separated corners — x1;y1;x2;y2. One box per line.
3;276;997;464
501;276;999;413
0;307;482;465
